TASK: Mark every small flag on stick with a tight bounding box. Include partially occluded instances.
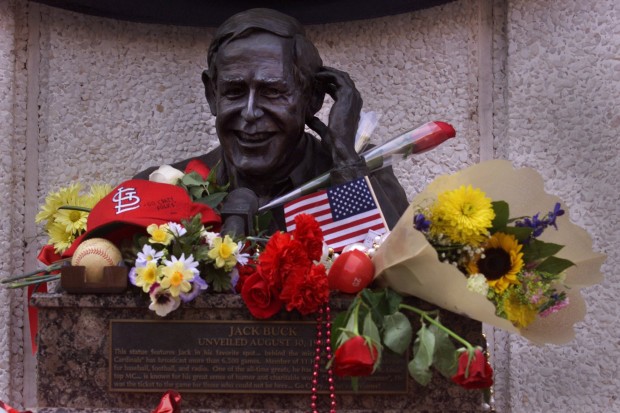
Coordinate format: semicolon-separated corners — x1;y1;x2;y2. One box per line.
284;177;388;252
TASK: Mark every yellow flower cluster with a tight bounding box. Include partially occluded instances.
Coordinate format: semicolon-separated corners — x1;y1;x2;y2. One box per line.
429;185;495;246
36;183;112;253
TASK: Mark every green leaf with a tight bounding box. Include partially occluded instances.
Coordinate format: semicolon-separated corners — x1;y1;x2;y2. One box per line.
199;192;228;210
408;324;436;386
498;226;533;243
181;172;207;186
535;256;574;274
202;268;232;292
490;201;509;232
190;186;206;200
363;313;381;345
330;311;349;347
206;161;221;184
359;288;404;329
429;323;458;378
522;239;564;263
384;288;404;314
382;312;413;355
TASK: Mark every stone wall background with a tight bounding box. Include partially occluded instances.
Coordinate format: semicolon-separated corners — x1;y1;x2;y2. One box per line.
0;0;617;411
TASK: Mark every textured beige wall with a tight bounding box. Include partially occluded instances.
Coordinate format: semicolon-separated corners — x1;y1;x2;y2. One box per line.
492;0;619;411
0;0;27;406
0;0;618;411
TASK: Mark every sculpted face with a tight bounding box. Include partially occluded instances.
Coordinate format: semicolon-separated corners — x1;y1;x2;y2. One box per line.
211;32;308;180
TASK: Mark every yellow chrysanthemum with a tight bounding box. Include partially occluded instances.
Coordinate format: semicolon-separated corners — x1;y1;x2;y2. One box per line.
503;291;537;328
429;185;495;245
467;232;524;294
147;224;173;246
47;221;76;253
83;184;113;208
35;183;83;226
135;262;161;293
54;208;89;235
207;235;238;271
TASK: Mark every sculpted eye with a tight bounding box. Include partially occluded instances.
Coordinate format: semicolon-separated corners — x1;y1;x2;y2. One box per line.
221;85;245;99
262;87;284;98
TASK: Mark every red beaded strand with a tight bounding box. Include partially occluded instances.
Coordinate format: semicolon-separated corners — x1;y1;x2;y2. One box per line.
310;304;336;413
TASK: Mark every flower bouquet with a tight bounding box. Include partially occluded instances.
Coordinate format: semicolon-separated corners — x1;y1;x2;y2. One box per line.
372;160;605;344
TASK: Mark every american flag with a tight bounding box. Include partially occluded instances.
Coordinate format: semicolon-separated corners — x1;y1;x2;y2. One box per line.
284;177;388;252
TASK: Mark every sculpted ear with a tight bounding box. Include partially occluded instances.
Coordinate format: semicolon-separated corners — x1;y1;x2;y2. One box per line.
202;70;217;116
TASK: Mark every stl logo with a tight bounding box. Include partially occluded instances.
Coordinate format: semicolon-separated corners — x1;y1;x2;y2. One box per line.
112;187;141;214
352;278;361;287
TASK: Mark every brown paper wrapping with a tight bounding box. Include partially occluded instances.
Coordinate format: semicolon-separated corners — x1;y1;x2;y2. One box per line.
373;160;605;344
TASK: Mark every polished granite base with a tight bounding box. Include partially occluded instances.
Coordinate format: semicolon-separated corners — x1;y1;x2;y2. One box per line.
31;291;485;412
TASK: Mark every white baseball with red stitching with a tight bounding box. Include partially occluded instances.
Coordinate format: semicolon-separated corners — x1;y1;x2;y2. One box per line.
71;238;122;282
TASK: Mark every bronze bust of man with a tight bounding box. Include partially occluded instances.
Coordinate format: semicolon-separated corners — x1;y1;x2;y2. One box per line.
136;8;408;234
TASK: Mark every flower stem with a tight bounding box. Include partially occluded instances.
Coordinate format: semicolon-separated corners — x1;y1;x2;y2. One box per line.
58;205;92;212
1;260;68;283
399;303;474;351
7;274;61;289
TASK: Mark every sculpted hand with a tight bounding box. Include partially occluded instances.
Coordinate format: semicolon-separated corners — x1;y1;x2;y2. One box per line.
307;67;364;167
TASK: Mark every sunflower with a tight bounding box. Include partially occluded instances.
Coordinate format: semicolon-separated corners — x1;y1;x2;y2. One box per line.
467;232;524;294
429;185;495;245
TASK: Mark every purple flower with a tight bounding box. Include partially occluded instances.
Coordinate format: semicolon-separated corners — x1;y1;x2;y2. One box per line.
180;276;209;303
515;202;565;241
148;284;181;317
547;202;565;229
128;267;138;286
414;213;431;232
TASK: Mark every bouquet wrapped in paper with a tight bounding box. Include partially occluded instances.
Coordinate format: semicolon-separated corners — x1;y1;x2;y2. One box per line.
372;160;605;344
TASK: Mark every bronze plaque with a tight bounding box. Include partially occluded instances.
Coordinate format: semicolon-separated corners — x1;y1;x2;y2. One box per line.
109;320;408;394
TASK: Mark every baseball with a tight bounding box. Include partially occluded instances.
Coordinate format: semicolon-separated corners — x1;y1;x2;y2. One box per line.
71;238;123;283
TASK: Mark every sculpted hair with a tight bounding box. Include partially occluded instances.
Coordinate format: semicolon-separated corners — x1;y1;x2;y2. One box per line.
207;8;324;114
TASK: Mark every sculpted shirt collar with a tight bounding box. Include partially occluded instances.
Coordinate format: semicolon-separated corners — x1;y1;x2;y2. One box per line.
218;133;332;205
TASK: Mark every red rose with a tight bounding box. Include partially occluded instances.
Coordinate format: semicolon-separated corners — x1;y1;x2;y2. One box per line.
235;260;257;293
451;348;494;390
292;214;324;262
184;159;210;180
332;335;379;377
241;272;283;319
279;264;330;315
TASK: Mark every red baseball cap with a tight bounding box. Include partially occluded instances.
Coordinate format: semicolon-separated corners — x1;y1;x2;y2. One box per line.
63;179;222;257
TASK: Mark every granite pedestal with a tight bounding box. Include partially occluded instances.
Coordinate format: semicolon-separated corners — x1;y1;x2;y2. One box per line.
32;290;485;412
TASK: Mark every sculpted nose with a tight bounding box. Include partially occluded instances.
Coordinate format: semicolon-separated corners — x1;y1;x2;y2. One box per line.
241;91;264;121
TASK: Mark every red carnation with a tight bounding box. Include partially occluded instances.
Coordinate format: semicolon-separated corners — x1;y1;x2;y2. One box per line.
451;348;494;390
259;231;309;290
184;159;210;180
279;264;330;315
292;214;324;262
332;335;379;377
241;272;283;319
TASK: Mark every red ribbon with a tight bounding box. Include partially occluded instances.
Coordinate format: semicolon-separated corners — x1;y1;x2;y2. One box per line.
151;390;182;413
28;246;61;354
